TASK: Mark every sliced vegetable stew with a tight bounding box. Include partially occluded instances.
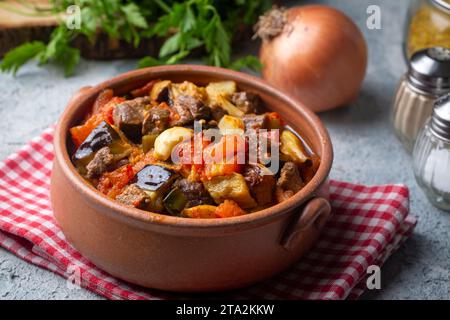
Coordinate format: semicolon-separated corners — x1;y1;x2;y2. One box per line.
70;80;320;218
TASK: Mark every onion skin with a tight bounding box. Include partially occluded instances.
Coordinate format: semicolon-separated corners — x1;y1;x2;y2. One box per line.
259;5;368;112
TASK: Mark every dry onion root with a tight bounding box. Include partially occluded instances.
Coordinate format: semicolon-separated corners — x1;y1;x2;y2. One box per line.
255;5;368;112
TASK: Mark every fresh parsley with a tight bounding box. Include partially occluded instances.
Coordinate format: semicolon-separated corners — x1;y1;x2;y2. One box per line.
0;0;271;76
0;41;46;75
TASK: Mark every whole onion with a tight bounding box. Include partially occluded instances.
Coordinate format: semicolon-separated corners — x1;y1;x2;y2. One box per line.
255;5;368;112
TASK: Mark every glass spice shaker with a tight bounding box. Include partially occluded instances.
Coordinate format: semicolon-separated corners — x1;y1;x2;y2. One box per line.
392;47;450;153
413;93;450;211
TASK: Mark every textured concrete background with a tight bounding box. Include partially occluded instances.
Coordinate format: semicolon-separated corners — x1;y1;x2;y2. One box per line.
0;0;449;299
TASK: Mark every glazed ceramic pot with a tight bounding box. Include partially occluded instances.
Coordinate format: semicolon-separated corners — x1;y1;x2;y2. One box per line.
50;65;333;292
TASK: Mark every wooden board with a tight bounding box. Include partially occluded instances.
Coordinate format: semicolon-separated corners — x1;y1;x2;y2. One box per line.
0;0;58;57
0;0;58;28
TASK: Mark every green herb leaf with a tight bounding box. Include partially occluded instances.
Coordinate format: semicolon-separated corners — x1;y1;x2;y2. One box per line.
186;37;203;50
80;7;98;39
181;5;196;32
121;3;148;29
138;56;164;68
138;50;190;69
229;55;263;71
159;33;182;58
165;50;190;64
58;46;80;77
34;26;81;76
0;41;46;75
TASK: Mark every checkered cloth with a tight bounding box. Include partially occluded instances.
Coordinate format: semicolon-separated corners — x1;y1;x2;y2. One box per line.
0;127;417;300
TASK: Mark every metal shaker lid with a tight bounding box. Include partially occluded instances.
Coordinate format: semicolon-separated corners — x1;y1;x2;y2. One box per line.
408;47;450;95
430;0;450;12
431;93;450;140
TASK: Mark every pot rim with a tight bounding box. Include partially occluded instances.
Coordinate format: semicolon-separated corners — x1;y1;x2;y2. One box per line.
54;65;333;230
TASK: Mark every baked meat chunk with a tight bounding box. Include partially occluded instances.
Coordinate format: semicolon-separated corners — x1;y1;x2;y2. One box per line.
116;184;148;208
243;164;276;206
142;106;170;135
86;146;114;178
277;161;304;193
231;92;262;114
174;178;214;208
113;96;150;142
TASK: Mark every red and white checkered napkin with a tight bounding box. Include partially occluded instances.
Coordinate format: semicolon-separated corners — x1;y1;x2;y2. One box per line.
0;127;417;300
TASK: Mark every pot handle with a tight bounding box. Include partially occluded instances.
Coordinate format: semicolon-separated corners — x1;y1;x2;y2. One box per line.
281;197;332;252
68;86;93;105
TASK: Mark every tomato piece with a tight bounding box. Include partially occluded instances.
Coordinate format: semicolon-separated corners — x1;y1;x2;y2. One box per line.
131;80;159;97
266;112;285;129
203;159;243;179
182;205;218;219
132;151;157;173
222;134;247;159
97;164;135;199
172;133;213;180
215;200;246;218
98;96;125;125
174;133;211;165
93;89;114;114
70;96;125;148
204;134;246;164
202;134;246;179
70;113;105;148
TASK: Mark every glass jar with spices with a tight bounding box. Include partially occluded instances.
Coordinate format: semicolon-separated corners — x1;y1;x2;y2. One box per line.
413;93;450;211
392;47;450;153
405;0;450;59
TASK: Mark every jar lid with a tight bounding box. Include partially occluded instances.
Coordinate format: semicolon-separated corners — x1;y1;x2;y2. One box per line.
408;47;450;95
431;93;450;140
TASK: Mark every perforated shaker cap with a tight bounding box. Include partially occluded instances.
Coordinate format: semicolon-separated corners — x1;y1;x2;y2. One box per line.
431;93;450;140
408;47;450;95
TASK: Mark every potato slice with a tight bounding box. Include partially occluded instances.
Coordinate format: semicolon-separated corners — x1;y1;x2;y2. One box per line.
206;81;243;117
206;81;237;98
218;115;245;135
280;130;310;164
214;95;244;117
203;173;257;209
172;81;207;101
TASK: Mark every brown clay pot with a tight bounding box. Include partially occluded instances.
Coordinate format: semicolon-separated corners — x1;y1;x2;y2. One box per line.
50;65;333;292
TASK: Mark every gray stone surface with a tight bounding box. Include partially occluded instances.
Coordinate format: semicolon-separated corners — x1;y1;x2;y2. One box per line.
0;0;449;300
